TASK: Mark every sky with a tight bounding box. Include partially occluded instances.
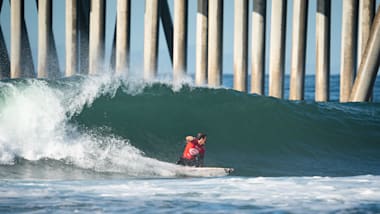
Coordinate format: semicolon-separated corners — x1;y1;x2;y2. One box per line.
0;0;380;75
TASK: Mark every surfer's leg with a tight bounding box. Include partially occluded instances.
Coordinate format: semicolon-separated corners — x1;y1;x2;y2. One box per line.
176;158;185;165
184;159;196;167
177;158;196;166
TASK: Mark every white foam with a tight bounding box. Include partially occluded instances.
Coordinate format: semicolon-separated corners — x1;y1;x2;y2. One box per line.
0;80;66;161
2;176;379;213
0;74;194;176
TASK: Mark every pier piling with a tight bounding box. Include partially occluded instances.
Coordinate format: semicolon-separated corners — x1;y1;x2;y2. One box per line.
115;0;131;76
357;0;375;65
88;0;105;75
233;0;248;92
289;0;308;101
10;0;23;78
340;0;358;102
37;0;52;78
65;0;78;77
195;0;208;86
251;0;266;95
144;0;159;80
350;5;380;102
208;0;223;87
315;0;331;102
173;0;188;82
269;0;287;98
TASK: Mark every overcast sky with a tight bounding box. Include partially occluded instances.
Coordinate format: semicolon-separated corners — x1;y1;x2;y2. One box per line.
1;0;380;75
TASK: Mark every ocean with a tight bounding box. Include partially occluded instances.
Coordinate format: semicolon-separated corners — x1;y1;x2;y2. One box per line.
0;73;379;213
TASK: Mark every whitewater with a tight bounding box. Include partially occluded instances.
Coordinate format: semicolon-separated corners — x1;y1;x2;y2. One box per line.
0;74;379;213
0;75;197;177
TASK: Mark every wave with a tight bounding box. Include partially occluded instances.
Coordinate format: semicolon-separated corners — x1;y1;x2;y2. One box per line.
0;74;379;178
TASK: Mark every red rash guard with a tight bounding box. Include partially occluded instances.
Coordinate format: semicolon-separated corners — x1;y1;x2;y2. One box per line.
182;139;205;160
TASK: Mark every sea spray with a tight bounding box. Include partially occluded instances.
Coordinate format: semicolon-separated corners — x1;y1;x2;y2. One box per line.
0;74;190;176
0;80;66;163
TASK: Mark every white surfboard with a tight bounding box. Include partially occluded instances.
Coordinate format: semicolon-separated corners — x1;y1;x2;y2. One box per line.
175;166;234;177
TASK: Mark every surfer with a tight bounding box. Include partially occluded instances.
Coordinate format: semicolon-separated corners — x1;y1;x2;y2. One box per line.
176;133;207;167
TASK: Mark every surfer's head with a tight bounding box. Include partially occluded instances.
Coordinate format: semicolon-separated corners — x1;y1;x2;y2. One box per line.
197;133;207;145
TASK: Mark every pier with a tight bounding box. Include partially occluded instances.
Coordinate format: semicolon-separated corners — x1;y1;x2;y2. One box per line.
0;0;379;102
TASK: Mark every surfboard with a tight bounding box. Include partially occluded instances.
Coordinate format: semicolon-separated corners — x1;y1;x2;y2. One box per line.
175;166;234;177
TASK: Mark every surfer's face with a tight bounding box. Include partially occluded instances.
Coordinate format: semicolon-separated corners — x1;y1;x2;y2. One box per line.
198;137;207;145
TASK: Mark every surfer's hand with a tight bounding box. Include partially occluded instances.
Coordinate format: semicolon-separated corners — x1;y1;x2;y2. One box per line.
186;136;194;141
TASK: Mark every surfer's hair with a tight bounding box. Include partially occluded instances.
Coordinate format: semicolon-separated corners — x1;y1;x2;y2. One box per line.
197;133;207;140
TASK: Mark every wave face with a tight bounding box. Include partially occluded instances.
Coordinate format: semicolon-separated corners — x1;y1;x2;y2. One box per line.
0;75;379;178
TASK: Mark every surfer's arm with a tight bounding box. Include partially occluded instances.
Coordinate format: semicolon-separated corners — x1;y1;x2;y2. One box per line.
185;136;195;141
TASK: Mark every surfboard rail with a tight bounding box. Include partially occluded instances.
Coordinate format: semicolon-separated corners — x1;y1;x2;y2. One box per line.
174;166;234;177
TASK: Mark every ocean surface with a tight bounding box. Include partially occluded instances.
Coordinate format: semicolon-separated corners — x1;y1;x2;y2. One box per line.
0;73;379;213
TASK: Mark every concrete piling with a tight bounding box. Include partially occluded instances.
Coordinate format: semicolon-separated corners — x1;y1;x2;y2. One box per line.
350;6;380;102
10;0;34;78
315;0;331;102
173;0;188;82
289;0;308;100
115;0;131;76
233;0;248;92
208;0;223;87
195;0;208;86
144;0;160;80
340;0;358;102
269;0;287;98
357;0;375;66
37;0;52;78
88;0;105;75
10;0;23;78
65;0;78;77
357;0;375;100
251;0;266;95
